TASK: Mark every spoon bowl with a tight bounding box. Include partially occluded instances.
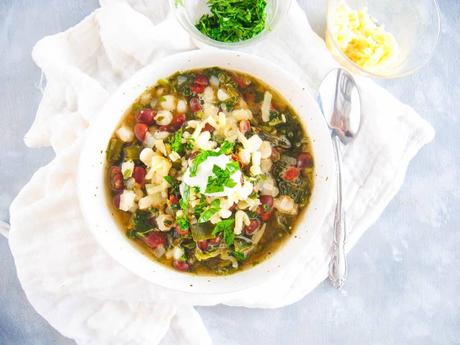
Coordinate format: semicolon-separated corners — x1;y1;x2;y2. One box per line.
319;69;361;144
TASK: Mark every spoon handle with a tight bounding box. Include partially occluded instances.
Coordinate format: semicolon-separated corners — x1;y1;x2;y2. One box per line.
328;135;347;288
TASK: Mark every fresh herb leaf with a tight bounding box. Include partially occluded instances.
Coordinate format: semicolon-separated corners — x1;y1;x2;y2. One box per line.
180;184;190;214
194;195;207;218
186;137;195;150
176;216;190;230
198;199;221;223
232;251;246;261
220;99;238;112
189;141;235;177
189;151;212;177
212;218;235;246
205;161;240;194
195;0;267;43
164;175;174;185
226;160;240;174
170;128;184;154
219;140;234;154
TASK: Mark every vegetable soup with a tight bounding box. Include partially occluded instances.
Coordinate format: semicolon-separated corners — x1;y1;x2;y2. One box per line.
106;67;314;275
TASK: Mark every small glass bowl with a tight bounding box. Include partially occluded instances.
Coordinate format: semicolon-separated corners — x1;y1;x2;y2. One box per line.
326;0;441;78
169;0;292;49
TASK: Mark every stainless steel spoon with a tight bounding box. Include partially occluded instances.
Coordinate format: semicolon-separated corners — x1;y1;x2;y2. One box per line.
318;68;361;289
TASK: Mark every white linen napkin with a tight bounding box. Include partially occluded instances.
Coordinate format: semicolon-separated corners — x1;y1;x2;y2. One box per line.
7;0;435;344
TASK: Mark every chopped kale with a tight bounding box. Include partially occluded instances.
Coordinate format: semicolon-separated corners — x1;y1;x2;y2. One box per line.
272;159;310;204
171;72;194;97
128;210;154;238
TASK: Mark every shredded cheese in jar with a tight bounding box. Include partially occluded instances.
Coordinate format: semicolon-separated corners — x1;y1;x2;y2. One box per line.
329;2;399;71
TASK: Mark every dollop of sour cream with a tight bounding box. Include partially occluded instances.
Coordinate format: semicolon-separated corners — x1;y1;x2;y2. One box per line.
181;154;253;199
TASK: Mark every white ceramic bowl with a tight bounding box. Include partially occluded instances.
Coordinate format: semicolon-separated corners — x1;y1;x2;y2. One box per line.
78;50;335;295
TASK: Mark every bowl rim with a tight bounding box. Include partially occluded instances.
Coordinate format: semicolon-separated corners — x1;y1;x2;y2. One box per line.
326;0;441;79
169;0;293;48
77;50;335;294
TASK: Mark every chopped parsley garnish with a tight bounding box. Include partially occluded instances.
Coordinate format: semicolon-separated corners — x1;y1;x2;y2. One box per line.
212;218;235;246
232;251;246;261
176;216;190;230
186;137;195;150
198;199;221;223
205;161;240;194
219;140;235;154
164;175;174;185
194;195;207;219
195;0;267;43
179;184;190;214
170;128;184;154
189;141;235;177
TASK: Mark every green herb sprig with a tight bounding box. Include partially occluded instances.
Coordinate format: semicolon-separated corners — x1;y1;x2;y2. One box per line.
198;199;221;223
212;218;235;245
205;161;240;194
189;141;234;177
169;128;184;154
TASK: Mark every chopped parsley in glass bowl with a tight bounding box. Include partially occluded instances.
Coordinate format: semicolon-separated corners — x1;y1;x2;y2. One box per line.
170;0;292;48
